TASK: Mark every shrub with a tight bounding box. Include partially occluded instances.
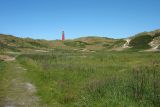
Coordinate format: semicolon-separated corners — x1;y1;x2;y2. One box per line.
129;34;153;49
64;41;89;48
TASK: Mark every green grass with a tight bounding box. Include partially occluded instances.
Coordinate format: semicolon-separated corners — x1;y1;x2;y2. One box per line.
0;61;7;106
17;50;160;107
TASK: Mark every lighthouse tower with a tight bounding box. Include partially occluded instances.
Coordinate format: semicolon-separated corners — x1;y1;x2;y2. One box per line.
62;31;65;41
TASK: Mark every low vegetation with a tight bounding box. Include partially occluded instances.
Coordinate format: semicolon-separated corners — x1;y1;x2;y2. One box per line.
64;41;89;48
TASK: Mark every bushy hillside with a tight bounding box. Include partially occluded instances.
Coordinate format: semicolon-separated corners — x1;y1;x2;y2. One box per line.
1;29;160;52
129;29;160;49
75;36;115;44
0;34;121;52
0;34;52;52
103;39;126;49
64;40;89;48
129;34;153;49
73;36;124;50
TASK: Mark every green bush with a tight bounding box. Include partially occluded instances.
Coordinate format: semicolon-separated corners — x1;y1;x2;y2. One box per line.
64;41;89;48
129;34;153;49
103;39;126;49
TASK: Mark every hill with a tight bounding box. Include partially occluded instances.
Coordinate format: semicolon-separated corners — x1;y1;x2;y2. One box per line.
128;29;160;50
1;29;160;53
0;34;53;52
0;34;125;52
64;37;124;51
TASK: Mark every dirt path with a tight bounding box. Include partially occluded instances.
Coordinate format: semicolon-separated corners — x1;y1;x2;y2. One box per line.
0;55;16;62
123;39;131;48
112;39;131;51
0;60;46;107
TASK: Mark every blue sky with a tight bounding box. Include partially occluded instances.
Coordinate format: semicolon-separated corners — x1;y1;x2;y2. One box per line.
0;0;160;40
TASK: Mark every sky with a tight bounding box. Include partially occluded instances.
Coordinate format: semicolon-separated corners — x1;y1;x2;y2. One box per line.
0;0;160;40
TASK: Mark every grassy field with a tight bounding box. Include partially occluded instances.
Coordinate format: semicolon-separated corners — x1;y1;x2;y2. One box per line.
0;61;6;105
12;50;160;107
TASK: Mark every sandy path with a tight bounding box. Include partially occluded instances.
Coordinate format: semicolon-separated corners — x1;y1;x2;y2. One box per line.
123;39;131;48
0;55;15;62
0;61;47;107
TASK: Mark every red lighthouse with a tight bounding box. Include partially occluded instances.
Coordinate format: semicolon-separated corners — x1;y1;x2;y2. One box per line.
62;31;65;41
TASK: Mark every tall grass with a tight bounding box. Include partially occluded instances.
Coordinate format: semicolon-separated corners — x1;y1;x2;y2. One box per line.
0;61;6;106
17;51;160;107
130;61;160;106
